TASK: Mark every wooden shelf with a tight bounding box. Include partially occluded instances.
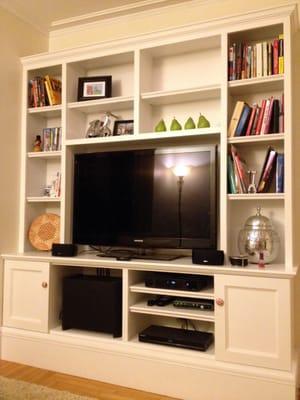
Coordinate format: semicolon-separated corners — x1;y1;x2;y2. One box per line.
130;282;214;299
28;105;62;117
141;85;221;105
66;128;220;147
68;96;134;113
228;133;284;144
26;196;61;203
27;151;61;159
130;300;215;322
228;193;284;200
228;74;284;95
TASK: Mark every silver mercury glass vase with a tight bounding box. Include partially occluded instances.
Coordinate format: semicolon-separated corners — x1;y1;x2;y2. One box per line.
238;207;280;264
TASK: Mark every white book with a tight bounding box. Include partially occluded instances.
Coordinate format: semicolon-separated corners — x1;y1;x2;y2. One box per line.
256;42;262;78
262;41;268;77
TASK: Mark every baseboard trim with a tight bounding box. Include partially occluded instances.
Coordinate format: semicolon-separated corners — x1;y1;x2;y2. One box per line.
0;327;297;400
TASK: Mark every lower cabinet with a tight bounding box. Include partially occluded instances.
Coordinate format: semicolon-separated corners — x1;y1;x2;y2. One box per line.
214;274;292;370
3;260;50;332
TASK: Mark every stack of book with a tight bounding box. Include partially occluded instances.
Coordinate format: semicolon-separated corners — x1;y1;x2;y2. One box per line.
42;127;62;151
228;145;284;194
228;34;284;81
228;95;284;137
29;75;62;107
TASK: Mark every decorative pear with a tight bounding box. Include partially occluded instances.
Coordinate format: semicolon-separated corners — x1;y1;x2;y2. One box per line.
170;117;182;131
197;113;210;128
154;119;167;132
184;117;196;129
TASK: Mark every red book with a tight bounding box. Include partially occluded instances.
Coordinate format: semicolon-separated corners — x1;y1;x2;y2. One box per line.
245;105;257;136
261;97;274;134
251;106;260;135
273;38;279;74
255;99;266;134
257;147;277;192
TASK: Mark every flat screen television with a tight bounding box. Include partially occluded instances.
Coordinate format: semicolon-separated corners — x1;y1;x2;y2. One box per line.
72;145;217;251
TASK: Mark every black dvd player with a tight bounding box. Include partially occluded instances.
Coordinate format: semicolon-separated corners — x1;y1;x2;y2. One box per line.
145;272;211;292
139;325;214;351
173;298;214;310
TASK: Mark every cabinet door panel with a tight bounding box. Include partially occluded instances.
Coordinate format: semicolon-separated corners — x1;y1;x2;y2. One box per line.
215;274;292;370
3;260;49;332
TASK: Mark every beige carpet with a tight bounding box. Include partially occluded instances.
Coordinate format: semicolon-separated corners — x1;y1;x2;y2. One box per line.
0;376;97;399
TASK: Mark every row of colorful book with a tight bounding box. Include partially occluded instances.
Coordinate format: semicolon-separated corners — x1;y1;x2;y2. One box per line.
228;95;284;137
42;127;61;151
228;35;284;81
29;75;62;108
228;145;284;194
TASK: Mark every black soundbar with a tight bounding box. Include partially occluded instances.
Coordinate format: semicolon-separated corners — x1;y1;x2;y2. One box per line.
139;325;214;351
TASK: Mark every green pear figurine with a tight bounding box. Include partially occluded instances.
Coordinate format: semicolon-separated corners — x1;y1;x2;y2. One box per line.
184;117;196;129
154;119;167;132
170;117;182;131
197;113;210;128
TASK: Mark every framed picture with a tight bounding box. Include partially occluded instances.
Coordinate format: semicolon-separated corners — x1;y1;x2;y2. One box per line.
77;76;112;101
113;120;134;136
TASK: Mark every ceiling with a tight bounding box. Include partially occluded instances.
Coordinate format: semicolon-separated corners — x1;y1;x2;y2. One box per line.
0;0;190;33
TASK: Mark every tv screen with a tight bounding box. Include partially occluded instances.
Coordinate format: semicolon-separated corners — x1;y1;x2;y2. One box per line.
72;145;217;249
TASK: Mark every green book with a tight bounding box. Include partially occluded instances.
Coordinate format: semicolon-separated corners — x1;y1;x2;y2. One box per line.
228;154;237;194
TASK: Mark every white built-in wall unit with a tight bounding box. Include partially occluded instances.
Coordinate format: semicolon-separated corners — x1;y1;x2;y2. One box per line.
1;5;299;400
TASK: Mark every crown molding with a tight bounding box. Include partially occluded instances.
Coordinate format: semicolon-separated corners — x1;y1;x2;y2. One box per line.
22;3;298;68
49;0;220;35
51;0;189;28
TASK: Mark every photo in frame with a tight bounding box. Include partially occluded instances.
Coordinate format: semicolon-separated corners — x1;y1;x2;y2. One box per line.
77;76;112;101
113;120;134;136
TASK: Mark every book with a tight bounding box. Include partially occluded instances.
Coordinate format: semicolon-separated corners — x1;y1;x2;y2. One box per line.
269;99;279;133
262;41;268;76
235;103;251;136
255;99;266;134
279;34;284;74
228;101;245;137
276;153;284;193
245;104;257;136
279;93;284;132
231;145;249;193
251;105;261;135
261;97;274;134
273;38;279;74
256;42;263;78
44;75;62;106
257;147;277;192
227;155;237;194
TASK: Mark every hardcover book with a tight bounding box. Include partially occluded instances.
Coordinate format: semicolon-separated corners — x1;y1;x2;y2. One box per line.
257;147;277;192
276;153;284;193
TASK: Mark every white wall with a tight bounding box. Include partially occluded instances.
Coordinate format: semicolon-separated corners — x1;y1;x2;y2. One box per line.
0;7;48;254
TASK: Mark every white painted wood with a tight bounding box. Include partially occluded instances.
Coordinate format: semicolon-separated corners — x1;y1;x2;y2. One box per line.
130;282;214;299
26;197;61;202
0;327;297;400
3;260;50;332
215;274;292;370
130;300;215;322
27;151;62;159
228;133;284;144
7;4;299;399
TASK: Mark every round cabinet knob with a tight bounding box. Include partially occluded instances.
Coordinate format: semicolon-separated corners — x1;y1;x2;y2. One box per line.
41;282;48;288
216;298;224;306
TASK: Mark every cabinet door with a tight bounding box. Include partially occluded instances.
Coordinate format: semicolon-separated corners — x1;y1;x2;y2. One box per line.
215;274;292;370
3;260;50;332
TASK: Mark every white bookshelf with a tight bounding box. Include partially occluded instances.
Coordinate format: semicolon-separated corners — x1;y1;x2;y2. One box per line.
1;5;298;400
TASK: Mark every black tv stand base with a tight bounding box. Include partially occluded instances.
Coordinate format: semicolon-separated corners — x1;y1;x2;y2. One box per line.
97;250;183;262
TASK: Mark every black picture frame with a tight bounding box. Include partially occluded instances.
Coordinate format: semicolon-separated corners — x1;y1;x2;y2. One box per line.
113;120;134;136
77;76;112;101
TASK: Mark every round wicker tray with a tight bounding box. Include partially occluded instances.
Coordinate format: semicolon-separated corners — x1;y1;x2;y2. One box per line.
28;213;60;251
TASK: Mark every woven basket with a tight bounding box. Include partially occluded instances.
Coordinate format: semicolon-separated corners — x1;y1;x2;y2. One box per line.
28;213;60;251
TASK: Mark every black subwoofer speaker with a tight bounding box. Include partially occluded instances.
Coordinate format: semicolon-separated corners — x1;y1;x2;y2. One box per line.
62;274;122;337
192;249;224;266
